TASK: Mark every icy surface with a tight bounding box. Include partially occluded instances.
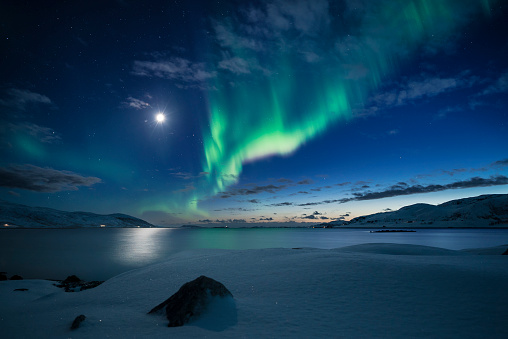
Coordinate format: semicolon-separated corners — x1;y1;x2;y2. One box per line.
1;244;507;338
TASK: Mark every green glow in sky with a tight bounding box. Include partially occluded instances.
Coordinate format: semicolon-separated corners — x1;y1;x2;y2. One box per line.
133;0;495;220
198;0;494;208
204;72;352;195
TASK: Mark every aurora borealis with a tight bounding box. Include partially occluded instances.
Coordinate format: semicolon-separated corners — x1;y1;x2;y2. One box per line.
1;0;507;226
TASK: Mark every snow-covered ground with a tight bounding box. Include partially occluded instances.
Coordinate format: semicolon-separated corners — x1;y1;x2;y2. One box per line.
1;243;507;338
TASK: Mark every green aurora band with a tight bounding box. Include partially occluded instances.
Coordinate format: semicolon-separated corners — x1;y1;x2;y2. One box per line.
146;0;496;220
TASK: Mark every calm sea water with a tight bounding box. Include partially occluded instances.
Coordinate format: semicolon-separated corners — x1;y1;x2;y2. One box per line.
1;228;507;280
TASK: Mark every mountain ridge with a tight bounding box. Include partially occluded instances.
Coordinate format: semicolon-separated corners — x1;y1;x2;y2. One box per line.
0;200;154;228
323;194;508;228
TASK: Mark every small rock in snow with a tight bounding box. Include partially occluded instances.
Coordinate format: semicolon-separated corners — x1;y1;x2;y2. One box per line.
13;288;29;291
70;314;86;330
9;275;23;280
502;248;508;255
148;275;233;327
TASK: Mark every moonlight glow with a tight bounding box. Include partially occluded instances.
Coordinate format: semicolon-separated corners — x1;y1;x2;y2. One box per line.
156;113;165;123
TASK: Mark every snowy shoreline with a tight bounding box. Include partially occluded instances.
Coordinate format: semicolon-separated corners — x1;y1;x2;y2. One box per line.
1;244;507;338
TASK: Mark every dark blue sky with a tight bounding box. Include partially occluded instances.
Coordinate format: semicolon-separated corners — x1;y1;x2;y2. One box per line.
1;0;507;226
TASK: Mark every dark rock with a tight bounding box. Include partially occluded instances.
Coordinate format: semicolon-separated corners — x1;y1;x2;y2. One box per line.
10;275;23;280
0;272;7;281
63;275;81;283
55;276;103;292
13;288;29;291
70;315;86;330
502;248;508;255
148;275;233;327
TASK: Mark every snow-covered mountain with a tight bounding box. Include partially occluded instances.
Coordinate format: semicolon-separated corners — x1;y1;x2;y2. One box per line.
324;194;508;228
0;200;154;228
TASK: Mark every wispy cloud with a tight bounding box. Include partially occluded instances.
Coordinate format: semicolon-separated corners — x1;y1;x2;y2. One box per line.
351;176;508;201
0;164;101;192
414;158;507;179
210;218;247;224
492;159;508;167
265;0;330;36
302;214;329;220
297;175;508;207
8;123;61;144
213;21;266;52
132;57;217;88
435;106;463;120
218;57;251;74
0;88;52;111
354;72;476;117
480;70;508;96
212;0;331;68
169;171;209;180
220;184;288;198
371;75;467;108
270;202;293;207
173;184;196;193
218;176;321;199
123;96;151;110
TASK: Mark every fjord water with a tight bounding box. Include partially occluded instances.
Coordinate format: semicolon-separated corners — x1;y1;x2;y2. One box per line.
1;228;507;280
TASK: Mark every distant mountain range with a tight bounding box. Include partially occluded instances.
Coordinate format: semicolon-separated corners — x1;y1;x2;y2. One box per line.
1;193;507;228
0;200;154;228
323;194;508;228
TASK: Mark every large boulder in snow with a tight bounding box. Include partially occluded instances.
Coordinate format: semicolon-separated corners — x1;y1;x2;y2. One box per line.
148;275;233;327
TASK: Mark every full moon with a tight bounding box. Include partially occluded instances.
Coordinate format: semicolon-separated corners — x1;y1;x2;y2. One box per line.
156;113;165;123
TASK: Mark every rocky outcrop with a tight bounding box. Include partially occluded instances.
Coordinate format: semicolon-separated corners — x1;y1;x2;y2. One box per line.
148;275;233;327
55;275;103;292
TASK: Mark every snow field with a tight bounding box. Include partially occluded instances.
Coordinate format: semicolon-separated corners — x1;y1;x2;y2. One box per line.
0;244;507;338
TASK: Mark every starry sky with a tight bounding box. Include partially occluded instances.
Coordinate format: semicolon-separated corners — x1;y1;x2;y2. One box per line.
1;0;507;226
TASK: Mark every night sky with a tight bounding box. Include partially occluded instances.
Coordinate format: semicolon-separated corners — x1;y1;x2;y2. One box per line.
1;0;507;226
